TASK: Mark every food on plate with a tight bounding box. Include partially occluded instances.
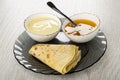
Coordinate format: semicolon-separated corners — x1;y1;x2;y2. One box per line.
29;44;81;74
65;19;97;36
26;17;60;35
24;13;61;42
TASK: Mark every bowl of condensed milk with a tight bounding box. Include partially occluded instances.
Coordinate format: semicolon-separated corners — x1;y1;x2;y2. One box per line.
24;13;61;42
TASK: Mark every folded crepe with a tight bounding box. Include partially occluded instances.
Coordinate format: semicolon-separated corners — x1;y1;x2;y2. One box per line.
29;44;81;74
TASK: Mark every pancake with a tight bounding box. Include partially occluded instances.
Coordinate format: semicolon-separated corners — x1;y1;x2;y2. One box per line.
29;44;81;74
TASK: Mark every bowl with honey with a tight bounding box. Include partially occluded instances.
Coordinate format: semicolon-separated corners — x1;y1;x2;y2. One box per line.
62;13;100;43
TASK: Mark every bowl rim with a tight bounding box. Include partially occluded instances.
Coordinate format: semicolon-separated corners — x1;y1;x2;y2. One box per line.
24;13;62;36
62;12;100;36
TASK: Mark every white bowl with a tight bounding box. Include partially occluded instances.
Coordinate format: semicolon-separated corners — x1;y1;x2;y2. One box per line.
24;13;62;42
62;13;100;43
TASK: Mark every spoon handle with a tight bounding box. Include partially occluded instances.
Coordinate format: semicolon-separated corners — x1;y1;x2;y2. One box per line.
47;1;77;26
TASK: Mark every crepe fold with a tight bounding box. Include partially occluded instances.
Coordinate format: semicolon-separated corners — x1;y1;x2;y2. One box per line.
29;44;81;74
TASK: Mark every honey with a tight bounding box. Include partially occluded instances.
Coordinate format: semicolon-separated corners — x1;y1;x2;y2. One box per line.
65;19;96;27
65;19;97;36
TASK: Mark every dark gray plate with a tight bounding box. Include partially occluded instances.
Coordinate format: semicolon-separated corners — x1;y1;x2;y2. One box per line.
13;30;107;75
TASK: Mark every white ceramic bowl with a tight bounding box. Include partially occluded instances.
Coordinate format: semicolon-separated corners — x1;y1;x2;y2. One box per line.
24;13;62;42
62;13;100;43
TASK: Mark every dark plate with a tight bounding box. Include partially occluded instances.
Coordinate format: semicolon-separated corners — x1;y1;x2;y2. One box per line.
13;30;107;75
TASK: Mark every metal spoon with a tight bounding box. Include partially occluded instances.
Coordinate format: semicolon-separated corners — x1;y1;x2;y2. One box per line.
47;1;77;27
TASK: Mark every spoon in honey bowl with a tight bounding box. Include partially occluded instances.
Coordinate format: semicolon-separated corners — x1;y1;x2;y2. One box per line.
47;1;77;27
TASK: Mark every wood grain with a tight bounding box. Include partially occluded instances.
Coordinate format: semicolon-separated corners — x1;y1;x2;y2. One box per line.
0;0;120;80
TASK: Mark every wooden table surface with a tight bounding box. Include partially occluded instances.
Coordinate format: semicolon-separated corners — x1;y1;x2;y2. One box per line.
0;0;120;80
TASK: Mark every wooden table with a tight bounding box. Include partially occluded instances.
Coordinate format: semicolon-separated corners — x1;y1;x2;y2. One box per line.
0;0;120;80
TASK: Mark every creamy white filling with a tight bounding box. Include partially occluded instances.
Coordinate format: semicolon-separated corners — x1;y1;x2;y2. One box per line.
27;18;60;35
32;20;58;30
65;24;96;35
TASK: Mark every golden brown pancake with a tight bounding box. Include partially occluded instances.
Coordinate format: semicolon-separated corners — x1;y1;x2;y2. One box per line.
29;44;81;74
